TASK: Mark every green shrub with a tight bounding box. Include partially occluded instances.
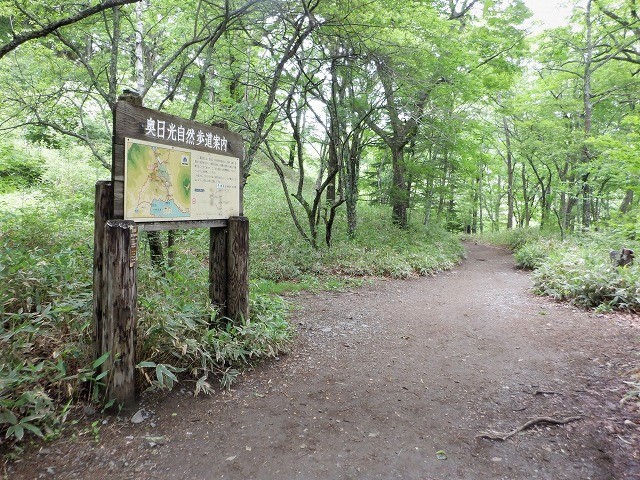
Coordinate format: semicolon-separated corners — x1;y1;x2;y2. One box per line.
0;301;100;443
0;202;297;445
476;228;543;252
244;160;464;284
531;240;640;312
136;262;294;394
603;210;640;241
514;238;557;270
478;229;640;312
0;142;45;194
0;207;93;314
0;185;104;443
247;202;464;283
0;153;464;446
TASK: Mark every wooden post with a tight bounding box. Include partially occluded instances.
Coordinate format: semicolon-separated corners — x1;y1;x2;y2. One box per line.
227;216;249;322
209;226;228;319
93;181;113;363
105;220;138;409
112;90;142;219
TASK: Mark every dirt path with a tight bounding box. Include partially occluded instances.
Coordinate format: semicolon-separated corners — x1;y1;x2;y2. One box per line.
7;243;640;479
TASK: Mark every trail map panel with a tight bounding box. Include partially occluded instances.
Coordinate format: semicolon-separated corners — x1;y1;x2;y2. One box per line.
124;137;240;222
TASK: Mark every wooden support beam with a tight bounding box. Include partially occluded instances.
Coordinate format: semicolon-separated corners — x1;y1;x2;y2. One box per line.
209;226;228;320
93;181;113;363
105;220;138;409
227;216;249;323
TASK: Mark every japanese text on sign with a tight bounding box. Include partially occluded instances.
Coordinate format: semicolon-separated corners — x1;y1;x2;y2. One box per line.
143;117;228;152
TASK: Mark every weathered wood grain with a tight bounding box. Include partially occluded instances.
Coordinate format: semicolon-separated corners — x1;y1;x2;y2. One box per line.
112;101;244;230
227;216;249;322
209;226;228;320
93;181;113;365
139;219;227;231
105;220;138;409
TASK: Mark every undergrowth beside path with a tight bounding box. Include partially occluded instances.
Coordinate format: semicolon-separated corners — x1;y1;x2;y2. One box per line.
0;162;463;450
475;228;640;313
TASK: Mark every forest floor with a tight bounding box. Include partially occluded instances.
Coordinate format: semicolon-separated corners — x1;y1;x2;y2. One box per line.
5;242;640;479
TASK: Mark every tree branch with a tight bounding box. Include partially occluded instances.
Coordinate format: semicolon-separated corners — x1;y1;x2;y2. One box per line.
468;37;525;74
0;0;141;59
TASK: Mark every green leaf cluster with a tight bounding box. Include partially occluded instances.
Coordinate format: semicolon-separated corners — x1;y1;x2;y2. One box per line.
0;140;45;194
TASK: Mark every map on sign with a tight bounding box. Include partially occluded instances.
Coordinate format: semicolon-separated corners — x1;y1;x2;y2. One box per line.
124;138;240;222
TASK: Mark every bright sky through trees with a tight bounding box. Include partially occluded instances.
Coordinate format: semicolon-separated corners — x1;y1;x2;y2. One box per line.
524;0;573;30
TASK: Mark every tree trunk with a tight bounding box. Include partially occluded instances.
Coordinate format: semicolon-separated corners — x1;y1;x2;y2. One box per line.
472;175;480;233
540;183;551;229
521;162;530;227
326;58;340;207
147;231;165;272
620;189;634;213
190;40;213;121
167;230;175;269
582;0;594;229
391;145;408;228
562;195;578;233
345;131;361;238
494;176;501;232
436;153;449;222
108;5;121;107
423;176;434;226
478;170;484;233
502;115;514;229
134;1;145;94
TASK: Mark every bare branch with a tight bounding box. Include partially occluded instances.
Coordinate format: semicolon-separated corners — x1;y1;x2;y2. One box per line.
468;38;525;74
448;0;479;20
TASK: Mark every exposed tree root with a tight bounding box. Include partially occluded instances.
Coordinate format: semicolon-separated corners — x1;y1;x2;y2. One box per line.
478;416;584;441
534;390;563;396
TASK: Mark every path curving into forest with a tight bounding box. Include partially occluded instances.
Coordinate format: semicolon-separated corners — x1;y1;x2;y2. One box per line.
8;242;640;479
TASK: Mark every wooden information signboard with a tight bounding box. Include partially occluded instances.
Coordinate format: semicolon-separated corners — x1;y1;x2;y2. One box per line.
94;96;249;409
112;101;244;230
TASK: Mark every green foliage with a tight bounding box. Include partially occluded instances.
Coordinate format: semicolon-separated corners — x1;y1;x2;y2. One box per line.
0;142;465;448
136;261;294;393
0;307;103;443
0;152;105;443
246;160;464;286
1;0;639;446
474;227;543;252
0;206;93;314
532;244;640;312
1;220;295;447
0;141;45;193
602;209;640;241
478;229;640;311
249;203;463;282
24;125;65;149
514;238;557;270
